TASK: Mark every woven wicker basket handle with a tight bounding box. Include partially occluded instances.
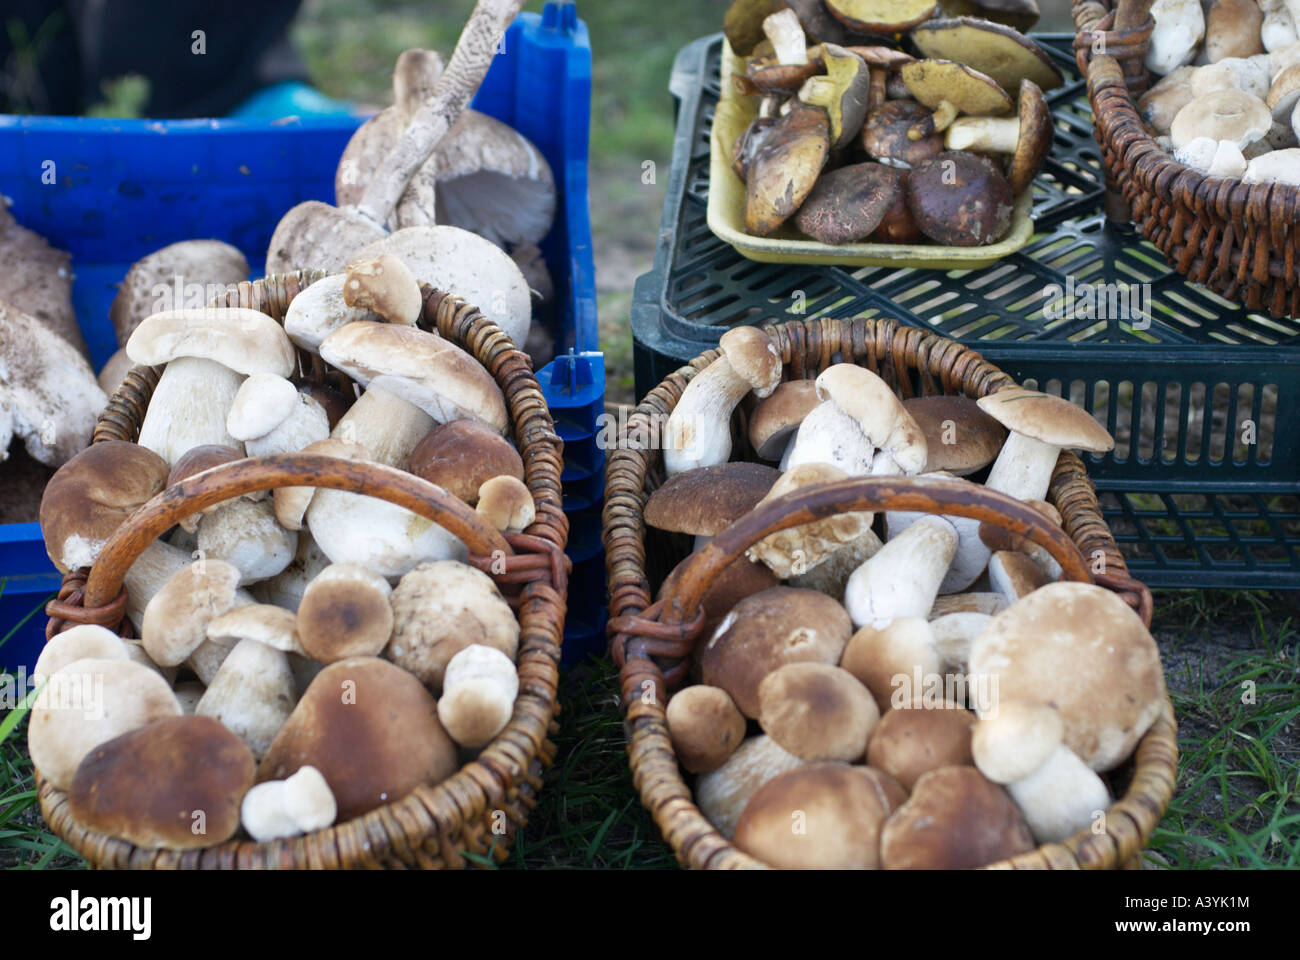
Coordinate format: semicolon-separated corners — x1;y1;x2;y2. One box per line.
655;475;1091;630
80;452;513;609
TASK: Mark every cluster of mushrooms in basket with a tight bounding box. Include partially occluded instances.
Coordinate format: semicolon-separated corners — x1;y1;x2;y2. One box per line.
646;326;1169;869
1139;0;1300;183
725;0;1064;245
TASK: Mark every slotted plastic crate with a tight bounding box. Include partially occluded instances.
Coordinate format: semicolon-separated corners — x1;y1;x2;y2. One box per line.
0;1;605;671
630;33;1299;590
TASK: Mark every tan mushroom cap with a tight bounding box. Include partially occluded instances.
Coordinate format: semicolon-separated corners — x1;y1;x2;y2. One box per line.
296;563;394;663
749;379;820;460
826;0;940;34
816;363;927;474
1266;65;1300;121
903;395;1007;476
720;325;783;398
702;586;853;718
1169;89;1273;150
661;554;779;642
207;603;306;655
911;17;1064;94
840;617;942;713
39;440;170;574
69;715;255;850
969;582;1167;771
27;658;182;790
901;59;1014;116
125;307;296;377
971;700;1064;783
168;444;251;533
1138;66;1196;135
666;685;748;774
141;560;246;667
880;766;1036;869
758;662;879;762
258;657;458;822
407;418;524;504
227;374;299;441
319;322;507;431
696;734;806;838
33;624;128;679
644;461;779;536
437;643;519;749
989;549;1046;602
866;699;976;791
343;253;422;325
476;475;535;533
734;762;907;869
976;385;1114;452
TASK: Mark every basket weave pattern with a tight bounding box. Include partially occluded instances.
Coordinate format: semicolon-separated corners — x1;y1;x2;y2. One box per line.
36;272;568;869
603;316;1178;870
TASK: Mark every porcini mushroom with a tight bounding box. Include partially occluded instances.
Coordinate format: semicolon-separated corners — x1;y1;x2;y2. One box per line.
141;559;249;667
902;395;1007;476
1138;65;1197;134
475;475;535;533
241;764;337;842
695;734;805;839
757;662;879;761
1204;0;1265;61
109;239;249;347
437;643;519;749
1243;146;1300;182
840;616;943;712
33;624;128;680
1170;88;1273;150
195;636;297;758
1147;0;1207;74
646;461;779;548
666;685;748;774
228;374;330;457
843;516;958;630
207;603;306;656
296;563;395;663
283;274;377;354
408;418;524;503
747;379;820;462
866;699;977;790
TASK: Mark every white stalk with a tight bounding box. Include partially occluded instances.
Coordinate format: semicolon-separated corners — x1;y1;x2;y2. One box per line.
945;117;1020;153
984;431;1061;502
1006;744;1111;844
783;401;874;475
844;516;958;629
136;357;243;465
663;356;751;475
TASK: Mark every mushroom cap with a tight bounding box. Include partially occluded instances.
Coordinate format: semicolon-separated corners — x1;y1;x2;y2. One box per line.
976;385;1115;452
907;151;1016;247
28;658;182;790
745;53;824;96
826;0;941;34
386;560;519;691
33;624;128;679
1204;0;1265;62
141;560;246;667
1138;66;1196;134
903;395;1007;475
696;734;805;838
257;656;458;822
840;617;942;713
320;321;507;431
732;115;780;181
68;715;254;850
799;44;872;149
666;684;748;774
661;554;780;641
1008;80;1053;194
644;461;779;536
1170;89;1273;149
279;764;337;834
900;59;1013;116
701;586;854;717
125;307;296;377
438;643;519;749
109;239;249;346
719;326;782;398
746;461;877;579
880;765;1036;868
207;603;305;655
969;582;1167;771
167;443;245;486
971;700;1064;783
748;379;820;459
296;563;394;663
758;662;879;761
195;497;297;586
1243;146;1300;183
866;700;977;791
1145;0;1207;75
39;440;169;574
342;253;422;326
745;99;831;236
793;162;904;244
408;418;524;504
476;475;535;533
227;373;300;441
815;363;927;473
869;167;924;242
860;100;945;167
786;0;877;44
1267;65;1300;121
734;762;907;868
911;18;1064;94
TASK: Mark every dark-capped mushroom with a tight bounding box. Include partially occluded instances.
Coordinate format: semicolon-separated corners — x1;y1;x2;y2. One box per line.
906;152;1015;247
861;100;945;167
745;99;831;235
825;0;941;35
793;162;905;244
912;18;1063;94
797;44;871;149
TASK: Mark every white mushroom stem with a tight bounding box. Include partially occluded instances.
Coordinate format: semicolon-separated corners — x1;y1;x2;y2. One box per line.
763;8;808;66
1243;147;1300;182
1146;0;1206;75
332;385;434;467
438;644;519;749
945;116;1020;153
1006;745;1111;844
885;474;987;594
195;638;296;759
844;516;958;629
984;431;1062;502
196;498;298;585
241;765;337;841
663;356;756;475
135;357;244;465
783;401;875;475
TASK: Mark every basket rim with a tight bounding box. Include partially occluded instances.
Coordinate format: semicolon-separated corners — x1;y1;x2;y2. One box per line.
603;314;1177;870
36;271;569;870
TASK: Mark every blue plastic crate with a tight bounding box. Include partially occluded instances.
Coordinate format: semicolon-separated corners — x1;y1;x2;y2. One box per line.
0;1;603;671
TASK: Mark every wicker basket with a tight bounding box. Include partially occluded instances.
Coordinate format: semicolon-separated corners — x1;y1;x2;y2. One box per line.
604;316;1179;870
1073;0;1300;320
37;272;569;869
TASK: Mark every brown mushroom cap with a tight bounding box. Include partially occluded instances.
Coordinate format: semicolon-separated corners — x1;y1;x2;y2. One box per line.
666;685;748;774
167;444;250;532
988;549;1046;601
734;762;907;868
903;395;1007;475
969;582;1167;771
907;152;1015;247
826;0;941;34
748;379;820;459
840;617;942;713
938;0;1041;31
732;115;780;181
912;18;1063;94
901;59;1014;118
661;553;779;641
645;461;779;537
758;662;879;761
976;385;1114;452
866;700;976;790
258;656;458;821
793;162;905;244
68;715;255;850
39;440;170;574
861;100;945;166
292;379;352;429
696;734;805;838
880;765;1036;868
870;168;924;242
1008;80;1054;193
701;586;854;717
745;99;831;236
297;563;394;663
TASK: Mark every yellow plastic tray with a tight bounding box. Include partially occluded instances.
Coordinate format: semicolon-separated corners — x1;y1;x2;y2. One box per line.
707;42;1036;269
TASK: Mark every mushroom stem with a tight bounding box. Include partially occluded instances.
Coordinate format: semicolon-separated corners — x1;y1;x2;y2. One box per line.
945;116;1020;153
136;357;244;465
783;401;875;475
984;430;1061;502
844;516;958;629
663;358;755;475
764;8;808;66
1006;744;1111;844
332;385;434;468
867;67;887;110
908;100;959;140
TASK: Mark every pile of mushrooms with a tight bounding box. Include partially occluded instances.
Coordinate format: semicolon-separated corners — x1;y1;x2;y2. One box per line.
723;2;1063;246
647;326;1169;868
31;248;533;849
1138;0;1300;184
